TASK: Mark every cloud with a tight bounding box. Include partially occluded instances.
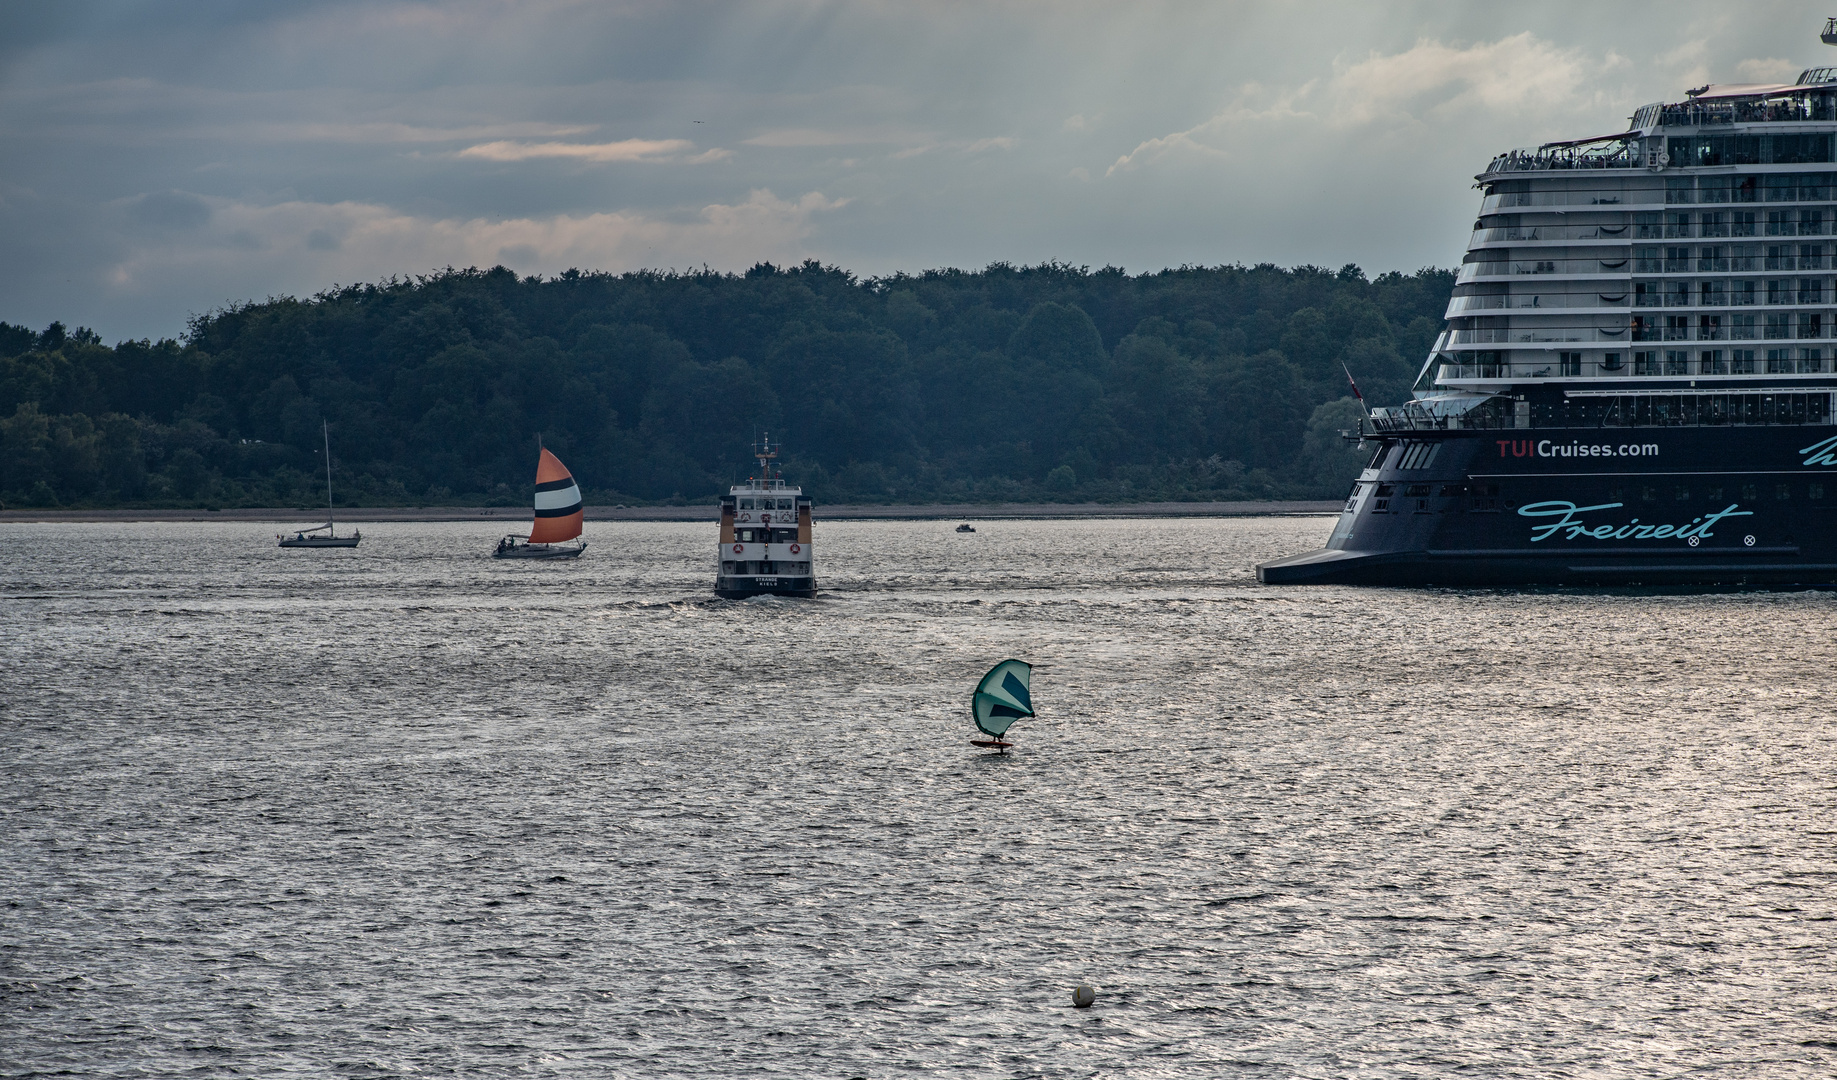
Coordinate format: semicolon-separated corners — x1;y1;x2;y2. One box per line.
457;138;724;163
1733;57;1801;82
1105;33;1623;176
743;128;918;148
964;137;1015;153
127;190;211;230
264;121;599;144
99;189;848;296
1328;33;1608;123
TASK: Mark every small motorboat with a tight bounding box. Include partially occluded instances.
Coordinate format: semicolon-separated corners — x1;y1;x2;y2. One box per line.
493;444;588;559
956;523;976;533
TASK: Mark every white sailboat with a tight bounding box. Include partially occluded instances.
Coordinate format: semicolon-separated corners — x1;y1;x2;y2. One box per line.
278;421;360;548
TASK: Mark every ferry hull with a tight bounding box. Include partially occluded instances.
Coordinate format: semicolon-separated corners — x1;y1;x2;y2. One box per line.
1259;427;1837;587
716;575;816;599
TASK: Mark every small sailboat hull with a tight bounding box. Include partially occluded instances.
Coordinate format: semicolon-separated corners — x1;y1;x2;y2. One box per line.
278;535;359;548
493;541;587;559
970;738;1012;750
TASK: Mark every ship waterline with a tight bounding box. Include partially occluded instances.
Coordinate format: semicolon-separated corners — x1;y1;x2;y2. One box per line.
1262;27;1837;587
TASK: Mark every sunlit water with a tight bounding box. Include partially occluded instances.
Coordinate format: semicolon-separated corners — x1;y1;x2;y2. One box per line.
3;517;1834;1078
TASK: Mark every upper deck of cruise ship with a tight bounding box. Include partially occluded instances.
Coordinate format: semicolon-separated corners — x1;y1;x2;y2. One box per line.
1427;33;1837;405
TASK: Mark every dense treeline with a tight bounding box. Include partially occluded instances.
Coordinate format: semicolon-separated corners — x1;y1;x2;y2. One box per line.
0;261;1452;508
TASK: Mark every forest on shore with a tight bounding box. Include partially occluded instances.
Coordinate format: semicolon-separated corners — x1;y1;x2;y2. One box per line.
0;260;1452;509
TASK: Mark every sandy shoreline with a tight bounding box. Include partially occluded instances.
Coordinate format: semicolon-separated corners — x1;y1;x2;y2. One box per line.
0;499;1341;524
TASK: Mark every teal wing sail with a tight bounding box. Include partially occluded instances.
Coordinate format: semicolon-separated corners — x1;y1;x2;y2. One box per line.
971;659;1034;737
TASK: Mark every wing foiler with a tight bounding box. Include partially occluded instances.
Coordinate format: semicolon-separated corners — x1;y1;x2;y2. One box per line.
971;659;1033;751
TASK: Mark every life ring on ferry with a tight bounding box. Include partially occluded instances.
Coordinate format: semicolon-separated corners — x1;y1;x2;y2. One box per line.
732;543;744;554
789;543;801;554
761;513;772;524
739;512;751;522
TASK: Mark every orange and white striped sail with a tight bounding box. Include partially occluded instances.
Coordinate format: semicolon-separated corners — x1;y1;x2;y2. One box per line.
528;447;583;544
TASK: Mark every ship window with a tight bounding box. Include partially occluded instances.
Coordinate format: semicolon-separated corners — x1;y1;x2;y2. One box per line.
1398;442;1441;469
1742;484;1760;500
740;498;755;509
1812;483;1825;500
1778;483;1793;500
1404;484;1431;497
1602;352;1624;371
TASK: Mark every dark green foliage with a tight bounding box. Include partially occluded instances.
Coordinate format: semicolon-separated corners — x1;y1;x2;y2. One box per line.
0;262;1451;508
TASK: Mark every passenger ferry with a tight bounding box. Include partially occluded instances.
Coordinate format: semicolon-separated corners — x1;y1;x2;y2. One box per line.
1262;21;1837;586
716;436;816;598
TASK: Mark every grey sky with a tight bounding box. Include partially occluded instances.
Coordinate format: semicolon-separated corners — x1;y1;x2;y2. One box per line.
0;1;1821;340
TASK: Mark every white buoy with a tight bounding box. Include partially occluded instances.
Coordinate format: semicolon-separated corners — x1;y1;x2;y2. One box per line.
1072;984;1095;1008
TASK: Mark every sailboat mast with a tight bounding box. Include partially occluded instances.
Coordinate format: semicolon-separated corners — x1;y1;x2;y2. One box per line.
323;420;334;533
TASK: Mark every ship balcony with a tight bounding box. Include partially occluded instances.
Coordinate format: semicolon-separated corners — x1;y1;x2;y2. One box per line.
1470;225;1636;244
1457;261;1632;283
1446;294;1631;314
1449;316;1835;346
1446;327;1633;345
1638;220;1833;239
1628;253;1831;273
1480;192;1659;213
1438;354;1837;382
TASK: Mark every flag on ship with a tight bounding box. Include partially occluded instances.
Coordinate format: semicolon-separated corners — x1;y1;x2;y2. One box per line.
529;448;583;544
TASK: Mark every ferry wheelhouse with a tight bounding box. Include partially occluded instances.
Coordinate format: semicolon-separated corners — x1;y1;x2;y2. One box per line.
1262;26;1837;586
716;436;816;598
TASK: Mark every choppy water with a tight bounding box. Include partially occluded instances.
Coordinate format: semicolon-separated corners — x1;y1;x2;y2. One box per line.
3;517;1835;1079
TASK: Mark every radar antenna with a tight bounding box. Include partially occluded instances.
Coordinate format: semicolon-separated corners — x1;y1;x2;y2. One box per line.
1823;16;1837;45
752;432;780;487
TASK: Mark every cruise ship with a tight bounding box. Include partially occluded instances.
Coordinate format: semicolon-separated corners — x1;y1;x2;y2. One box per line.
1261;23;1837;586
716;436;816;598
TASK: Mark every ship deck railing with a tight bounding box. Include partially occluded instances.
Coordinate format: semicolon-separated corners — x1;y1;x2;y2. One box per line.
1439;360;1837;381
1483;147;1641;175
1658;98;1837;128
1366;395;1834;435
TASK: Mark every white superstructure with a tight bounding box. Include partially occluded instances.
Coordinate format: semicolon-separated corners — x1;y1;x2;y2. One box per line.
715;436;815;598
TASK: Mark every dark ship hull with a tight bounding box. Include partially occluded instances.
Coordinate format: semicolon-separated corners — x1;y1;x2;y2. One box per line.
1260;423;1837;586
715;574;816;599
